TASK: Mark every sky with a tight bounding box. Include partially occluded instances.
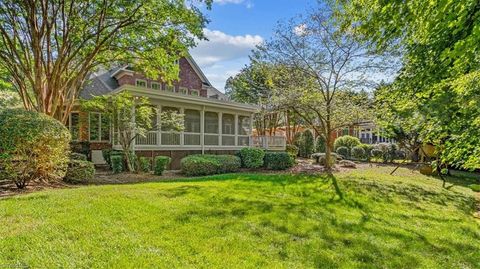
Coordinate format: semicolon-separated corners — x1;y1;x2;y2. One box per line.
190;0;313;92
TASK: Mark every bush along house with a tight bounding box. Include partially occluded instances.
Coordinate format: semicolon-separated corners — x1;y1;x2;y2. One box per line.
67;56;284;169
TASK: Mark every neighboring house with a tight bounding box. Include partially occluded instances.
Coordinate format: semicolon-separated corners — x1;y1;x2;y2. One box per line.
69;56;277;169
333;120;396;144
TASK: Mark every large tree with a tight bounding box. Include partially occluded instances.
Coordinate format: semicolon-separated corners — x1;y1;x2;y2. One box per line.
255;9;382;170
0;0;211;123
338;0;480;169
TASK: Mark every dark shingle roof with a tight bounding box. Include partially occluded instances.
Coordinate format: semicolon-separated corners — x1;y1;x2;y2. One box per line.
79;67;122;99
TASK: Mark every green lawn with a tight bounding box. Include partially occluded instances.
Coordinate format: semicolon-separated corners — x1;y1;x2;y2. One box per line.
1;167;479;268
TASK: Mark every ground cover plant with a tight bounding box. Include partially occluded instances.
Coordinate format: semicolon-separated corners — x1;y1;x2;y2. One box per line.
0;167;479;268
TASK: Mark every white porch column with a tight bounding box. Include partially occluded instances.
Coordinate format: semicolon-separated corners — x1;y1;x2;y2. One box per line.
234;114;239;146
201;106;205;154
249;113;254;147
157;105;161;146
131;104;136;151
218;112;223;146
180;107;185;146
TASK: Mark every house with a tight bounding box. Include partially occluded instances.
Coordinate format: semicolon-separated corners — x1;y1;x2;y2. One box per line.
332;120;396;144
68;56;283;169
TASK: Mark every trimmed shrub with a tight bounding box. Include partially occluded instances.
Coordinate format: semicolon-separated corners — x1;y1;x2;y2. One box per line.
181;155;241;176
154;156;171;175
70;141;90;159
264;152;294;170
351;146;366;160
139;157;151;173
111;155;123;174
302;130;315;157
102;149;113;166
469;184;480;192
333;135;361;153
70;153;87;161
359;144;374;161
371;148;383;160
0;109;70;188
336;146;349;159
373;143;398;162
286;144;299;159
64;160;95;184
239;148;265;169
316;136;326;153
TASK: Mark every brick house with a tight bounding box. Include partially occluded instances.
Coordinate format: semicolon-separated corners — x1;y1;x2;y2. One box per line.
68;56;283;169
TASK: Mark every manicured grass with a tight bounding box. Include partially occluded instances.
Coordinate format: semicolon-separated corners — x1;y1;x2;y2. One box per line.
1;167;479;268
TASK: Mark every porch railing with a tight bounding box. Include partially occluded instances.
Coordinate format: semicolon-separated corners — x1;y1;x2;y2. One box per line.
251;136;286;151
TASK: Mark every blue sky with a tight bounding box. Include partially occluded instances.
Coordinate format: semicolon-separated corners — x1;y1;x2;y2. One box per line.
190;0;313;92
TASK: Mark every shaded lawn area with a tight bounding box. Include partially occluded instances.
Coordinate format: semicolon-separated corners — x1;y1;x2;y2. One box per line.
1;167;479;268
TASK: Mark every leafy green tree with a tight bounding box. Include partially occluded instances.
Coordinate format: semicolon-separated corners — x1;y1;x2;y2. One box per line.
255;7;381;170
338;0;480;169
316;136;326;153
303;130;315;158
82;91;183;172
0;0;211;123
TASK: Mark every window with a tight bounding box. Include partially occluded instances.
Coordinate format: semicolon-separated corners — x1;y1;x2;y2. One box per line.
190;89;200;96
222;114;235;145
174;59;179;65
165;84;175;92
205;111;219;145
179;87;188;95
151;82;161;90
184;109;200;145
136;79;147;88
69;112;80;140
89;112;110;141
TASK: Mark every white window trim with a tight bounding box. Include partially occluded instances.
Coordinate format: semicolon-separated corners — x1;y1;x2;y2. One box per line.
135;79;147;88
151;82;161;90
190;89;200;96
179;87;188;95
165;84;175;92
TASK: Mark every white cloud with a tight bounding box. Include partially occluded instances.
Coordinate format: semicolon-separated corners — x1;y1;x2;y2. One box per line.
190;29;263;67
294;24;308;36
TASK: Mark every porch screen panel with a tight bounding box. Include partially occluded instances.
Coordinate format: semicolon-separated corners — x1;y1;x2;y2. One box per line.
184;109;200;145
161;106;180;145
238;116;250;146
204;112;219;145
222;113;235;146
101;114;110;141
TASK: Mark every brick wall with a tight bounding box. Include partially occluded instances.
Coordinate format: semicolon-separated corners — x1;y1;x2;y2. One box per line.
117;58;208;97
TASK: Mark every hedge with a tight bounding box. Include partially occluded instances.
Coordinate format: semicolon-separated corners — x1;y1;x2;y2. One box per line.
238;148;265;168
181;155;241;176
154;156;171;175
264;152;294;170
111;155;123;174
139;157;151;173
64;160;95;184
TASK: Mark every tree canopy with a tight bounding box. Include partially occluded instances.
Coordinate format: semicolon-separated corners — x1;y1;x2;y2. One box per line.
338;0;480;169
0;0;211;122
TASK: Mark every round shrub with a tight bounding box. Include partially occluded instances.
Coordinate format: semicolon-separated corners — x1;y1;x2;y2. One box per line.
181;155;241;176
336;146;349;158
154;156;171;175
0;109;70;188
64;160;95;184
351;146;366;160
286;144;299;159
110;155;123;174
70;152;87;161
358;144;374;161
264;152;294;170
139;157;151;173
371;148;383;160
333;135;361;152
239;148;265;169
